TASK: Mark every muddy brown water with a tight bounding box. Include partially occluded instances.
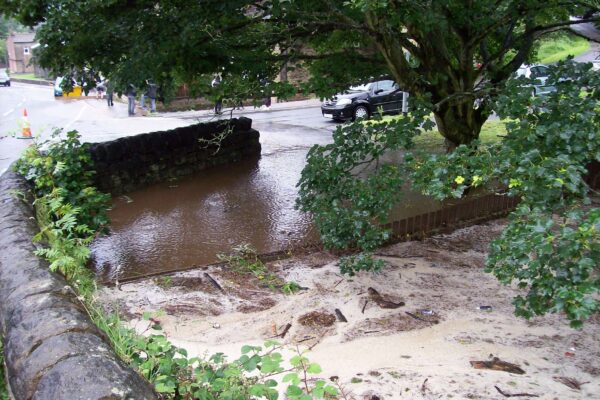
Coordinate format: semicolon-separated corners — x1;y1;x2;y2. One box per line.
91;146;445;281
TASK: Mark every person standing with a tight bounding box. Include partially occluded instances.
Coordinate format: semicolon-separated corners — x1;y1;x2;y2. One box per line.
126;84;136;116
211;74;222;114
146;80;158;113
106;79;114;107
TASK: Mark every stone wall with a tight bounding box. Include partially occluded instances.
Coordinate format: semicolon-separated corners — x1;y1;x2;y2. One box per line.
0;171;157;399
89;117;260;195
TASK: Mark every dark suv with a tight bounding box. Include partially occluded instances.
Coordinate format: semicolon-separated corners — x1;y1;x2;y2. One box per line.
321;80;407;121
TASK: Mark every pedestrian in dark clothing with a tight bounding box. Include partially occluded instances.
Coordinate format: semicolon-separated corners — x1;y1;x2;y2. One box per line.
106;79;114;106
126;84;136;116
146;80;158;113
211;75;222;114
260;77;271;110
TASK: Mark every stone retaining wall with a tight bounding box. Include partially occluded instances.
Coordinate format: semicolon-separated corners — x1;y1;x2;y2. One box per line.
0;171;157;400
89;117;260;195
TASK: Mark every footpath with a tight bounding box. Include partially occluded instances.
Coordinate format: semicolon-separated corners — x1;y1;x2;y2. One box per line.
155;97;322;120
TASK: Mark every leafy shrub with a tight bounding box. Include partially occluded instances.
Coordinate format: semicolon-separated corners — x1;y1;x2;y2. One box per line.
298;60;600;326
15;129;110;233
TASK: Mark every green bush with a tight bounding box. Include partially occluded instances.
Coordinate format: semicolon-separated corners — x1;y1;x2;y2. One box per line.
298;60;600;327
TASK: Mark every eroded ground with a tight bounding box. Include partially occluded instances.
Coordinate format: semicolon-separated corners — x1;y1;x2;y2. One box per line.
97;220;600;399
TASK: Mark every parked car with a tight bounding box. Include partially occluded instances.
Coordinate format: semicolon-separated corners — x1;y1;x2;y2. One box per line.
321;79;407;121
515;64;555;96
0;69;10;87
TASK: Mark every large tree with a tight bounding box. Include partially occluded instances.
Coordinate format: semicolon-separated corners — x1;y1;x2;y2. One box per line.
1;0;598;147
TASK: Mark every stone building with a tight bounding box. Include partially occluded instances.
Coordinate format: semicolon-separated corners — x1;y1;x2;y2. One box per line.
6;32;36;74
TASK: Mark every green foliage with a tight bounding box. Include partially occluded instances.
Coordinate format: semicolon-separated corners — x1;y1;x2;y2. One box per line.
408;61;600;327
15;129;110;233
218;244;301;294
2;1;595;144
298;60;599;326
0;337;8;400
296;106;434;274
14;129;109;283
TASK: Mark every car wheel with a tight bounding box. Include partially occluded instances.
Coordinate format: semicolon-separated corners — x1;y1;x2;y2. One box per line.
353;105;369;121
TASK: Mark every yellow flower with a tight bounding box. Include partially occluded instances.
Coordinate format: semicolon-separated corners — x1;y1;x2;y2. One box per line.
454;176;465;184
472;175;482;186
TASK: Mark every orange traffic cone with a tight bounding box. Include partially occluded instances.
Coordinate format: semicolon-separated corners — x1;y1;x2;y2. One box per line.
18;109;33;139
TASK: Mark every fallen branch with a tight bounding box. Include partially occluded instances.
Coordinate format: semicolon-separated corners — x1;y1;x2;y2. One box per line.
335;308;348;322
420;378;429;395
204;272;225;293
279;323;292;338
368;287;405;309
553;376;589;390
494;386;539;398
332;279;344;289
471;358;525;375
361;300;369;314
405;311;428;322
296;336;315;343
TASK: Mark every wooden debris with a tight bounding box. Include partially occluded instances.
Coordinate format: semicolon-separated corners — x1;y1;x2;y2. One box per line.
405;311;428;322
405;311;439;325
296;336;316;343
420;378;429;395
470;357;525;375
553;376;589;390
494;386;539;397
204;272;225;293
279;323;292;338
368;287;405;309
361;300;369;314
335;308;348;322
332;279;344;289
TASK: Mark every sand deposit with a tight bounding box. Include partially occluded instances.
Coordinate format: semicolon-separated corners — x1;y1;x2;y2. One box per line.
98;220;600;399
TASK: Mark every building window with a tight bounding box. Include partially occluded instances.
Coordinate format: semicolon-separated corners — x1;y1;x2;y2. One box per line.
24;47;30;55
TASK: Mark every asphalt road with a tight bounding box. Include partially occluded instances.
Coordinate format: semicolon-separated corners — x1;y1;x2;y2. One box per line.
1;83;335;175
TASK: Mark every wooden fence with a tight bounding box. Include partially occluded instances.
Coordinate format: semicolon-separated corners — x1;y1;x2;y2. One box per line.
383;193;520;242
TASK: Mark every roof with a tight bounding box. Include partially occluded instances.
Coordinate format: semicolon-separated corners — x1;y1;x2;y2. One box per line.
10;33;36;43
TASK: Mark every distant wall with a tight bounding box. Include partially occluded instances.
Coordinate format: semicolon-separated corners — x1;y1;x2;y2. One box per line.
0;171;157;400
89;117;260;195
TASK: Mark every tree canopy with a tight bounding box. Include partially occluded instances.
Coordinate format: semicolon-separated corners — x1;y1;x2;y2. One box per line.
1;0;598;143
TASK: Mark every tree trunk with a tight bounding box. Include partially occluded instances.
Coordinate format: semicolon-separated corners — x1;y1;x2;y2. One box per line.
433;98;489;152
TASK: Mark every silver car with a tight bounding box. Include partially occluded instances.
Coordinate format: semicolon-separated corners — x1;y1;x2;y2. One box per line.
0;70;10;87
516;64;555;96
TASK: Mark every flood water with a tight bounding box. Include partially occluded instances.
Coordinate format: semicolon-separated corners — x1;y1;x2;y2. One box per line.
91;115;444;280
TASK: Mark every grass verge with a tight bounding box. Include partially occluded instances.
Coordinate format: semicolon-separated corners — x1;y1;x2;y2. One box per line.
536;32;590;64
11;73;45;81
365;114;506;153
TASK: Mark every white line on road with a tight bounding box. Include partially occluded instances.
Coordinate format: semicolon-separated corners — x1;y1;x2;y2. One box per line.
64;102;89;129
2;109;14;117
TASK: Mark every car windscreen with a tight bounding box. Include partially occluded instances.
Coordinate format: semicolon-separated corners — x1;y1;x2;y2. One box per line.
347;84;371;92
